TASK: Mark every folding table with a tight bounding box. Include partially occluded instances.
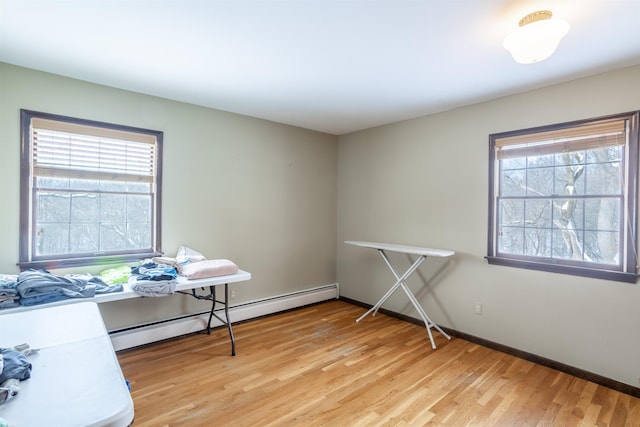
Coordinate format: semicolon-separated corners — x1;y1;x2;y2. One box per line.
0;302;134;426
98;271;252;356
2;270;252;357
345;240;454;349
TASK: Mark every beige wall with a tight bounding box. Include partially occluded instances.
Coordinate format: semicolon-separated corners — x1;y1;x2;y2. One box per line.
337;64;640;388
0;63;338;329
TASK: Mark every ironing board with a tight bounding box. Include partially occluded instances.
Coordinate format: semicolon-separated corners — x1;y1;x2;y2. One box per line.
345;241;454;349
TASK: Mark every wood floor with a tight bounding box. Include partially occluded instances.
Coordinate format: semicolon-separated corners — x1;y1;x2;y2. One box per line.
117;300;640;426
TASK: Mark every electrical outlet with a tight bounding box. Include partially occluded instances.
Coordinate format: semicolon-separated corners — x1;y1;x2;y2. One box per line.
474;302;483;316
231;290;236;299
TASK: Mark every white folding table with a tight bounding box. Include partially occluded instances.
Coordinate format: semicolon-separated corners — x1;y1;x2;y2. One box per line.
345;241;454;349
0;302;134;426
98;270;252;356
1;270;252;357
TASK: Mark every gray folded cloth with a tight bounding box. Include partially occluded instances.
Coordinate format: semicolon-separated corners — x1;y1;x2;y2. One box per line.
129;277;177;297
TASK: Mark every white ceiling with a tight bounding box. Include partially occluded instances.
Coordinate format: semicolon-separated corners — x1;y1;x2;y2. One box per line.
1;0;640;135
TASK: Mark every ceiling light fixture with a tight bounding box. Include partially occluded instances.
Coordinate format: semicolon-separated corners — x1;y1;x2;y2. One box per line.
503;10;570;64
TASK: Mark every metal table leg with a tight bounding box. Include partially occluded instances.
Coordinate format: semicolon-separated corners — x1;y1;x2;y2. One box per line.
179;283;236;356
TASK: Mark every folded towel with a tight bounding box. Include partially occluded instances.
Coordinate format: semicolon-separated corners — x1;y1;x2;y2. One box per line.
178;259;238;280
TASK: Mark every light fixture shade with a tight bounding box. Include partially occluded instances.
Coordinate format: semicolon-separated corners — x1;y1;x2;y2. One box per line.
504;10;569;64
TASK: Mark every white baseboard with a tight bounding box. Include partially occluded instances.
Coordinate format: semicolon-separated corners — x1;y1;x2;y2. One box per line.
110;283;339;351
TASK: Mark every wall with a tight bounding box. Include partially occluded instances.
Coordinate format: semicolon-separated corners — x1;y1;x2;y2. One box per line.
337;64;640;388
0;63;338;330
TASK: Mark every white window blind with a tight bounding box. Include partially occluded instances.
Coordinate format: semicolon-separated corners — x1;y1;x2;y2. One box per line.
31;117;157;183
495;119;626;160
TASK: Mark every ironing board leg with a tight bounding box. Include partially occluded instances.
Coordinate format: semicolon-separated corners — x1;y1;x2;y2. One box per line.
356;250;450;349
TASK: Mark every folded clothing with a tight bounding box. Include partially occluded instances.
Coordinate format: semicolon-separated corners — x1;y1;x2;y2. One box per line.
131;261;177;281
16;270;123;307
151;256;178;267
178;259;238;280
0;275;19;308
128;260;178;297
100;265;131;285
129;277;177;297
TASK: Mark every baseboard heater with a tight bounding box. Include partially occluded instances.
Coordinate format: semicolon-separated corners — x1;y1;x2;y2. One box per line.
110;283;339;351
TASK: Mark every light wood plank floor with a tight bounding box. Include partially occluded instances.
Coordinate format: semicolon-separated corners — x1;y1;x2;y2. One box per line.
117;300;640;426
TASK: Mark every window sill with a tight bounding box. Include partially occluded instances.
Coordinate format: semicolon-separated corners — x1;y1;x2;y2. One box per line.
18;252;163;271
485;256;638;284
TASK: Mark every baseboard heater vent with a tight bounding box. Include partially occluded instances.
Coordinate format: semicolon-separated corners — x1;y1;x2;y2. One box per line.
110;283;339;351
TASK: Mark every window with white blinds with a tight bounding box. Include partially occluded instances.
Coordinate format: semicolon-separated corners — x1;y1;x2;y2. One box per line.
19;110;163;269
487;112;640;283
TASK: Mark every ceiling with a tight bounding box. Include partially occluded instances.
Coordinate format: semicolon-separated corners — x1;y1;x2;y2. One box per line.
1;0;640;135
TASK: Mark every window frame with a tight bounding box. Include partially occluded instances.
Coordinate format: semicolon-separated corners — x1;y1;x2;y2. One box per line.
486;111;640;283
19;109;164;270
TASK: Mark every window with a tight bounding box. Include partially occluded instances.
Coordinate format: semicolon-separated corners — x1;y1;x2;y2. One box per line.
487;112;640;283
19;110;163;270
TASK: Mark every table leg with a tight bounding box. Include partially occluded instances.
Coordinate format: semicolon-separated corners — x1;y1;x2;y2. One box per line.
209;284;236;356
224;283;236;356
206;285;215;334
180;284;236;356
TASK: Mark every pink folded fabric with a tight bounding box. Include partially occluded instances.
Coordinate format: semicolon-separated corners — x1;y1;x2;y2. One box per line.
178;259;239;280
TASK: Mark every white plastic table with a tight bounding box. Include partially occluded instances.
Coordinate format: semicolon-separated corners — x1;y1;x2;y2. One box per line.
1;270;252;356
0;302;134;426
345;241;454;349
